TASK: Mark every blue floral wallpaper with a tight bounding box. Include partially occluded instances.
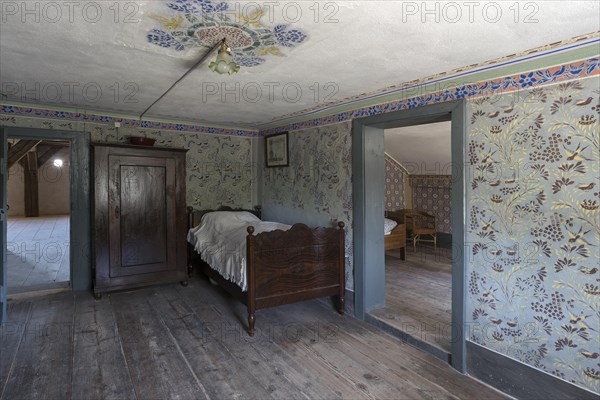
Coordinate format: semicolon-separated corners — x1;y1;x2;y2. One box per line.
0;115;256;210
384;155;406;211
410;175;452;234
260;122;354;289
465;77;599;393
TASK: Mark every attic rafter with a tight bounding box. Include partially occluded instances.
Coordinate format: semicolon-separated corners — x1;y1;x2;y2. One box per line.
19;151;40;217
37;145;65;167
7;140;42;168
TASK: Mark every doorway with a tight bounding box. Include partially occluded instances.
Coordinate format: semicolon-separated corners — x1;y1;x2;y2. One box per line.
0;127;91;323
370;121;453;361
352;101;466;371
7;138;71;293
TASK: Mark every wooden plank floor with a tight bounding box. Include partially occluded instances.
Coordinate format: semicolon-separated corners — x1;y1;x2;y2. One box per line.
370;246;452;353
7;216;70;291
0;276;507;400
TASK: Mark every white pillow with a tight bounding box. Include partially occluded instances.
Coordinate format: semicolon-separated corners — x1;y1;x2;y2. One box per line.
384;217;398;235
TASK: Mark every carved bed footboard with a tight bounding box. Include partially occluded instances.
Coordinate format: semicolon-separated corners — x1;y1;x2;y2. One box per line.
186;207;345;336
246;222;345;335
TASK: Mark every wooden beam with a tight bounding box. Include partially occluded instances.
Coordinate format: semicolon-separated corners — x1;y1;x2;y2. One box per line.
22;151;39;217
7;140;41;169
37;145;64;167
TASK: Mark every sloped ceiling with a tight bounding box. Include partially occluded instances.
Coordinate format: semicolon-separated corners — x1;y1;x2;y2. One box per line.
1;1;599;128
385;121;452;175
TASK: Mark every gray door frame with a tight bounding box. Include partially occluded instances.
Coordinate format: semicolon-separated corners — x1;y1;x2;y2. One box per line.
1;127;91;294
0;128;7;322
351;100;467;371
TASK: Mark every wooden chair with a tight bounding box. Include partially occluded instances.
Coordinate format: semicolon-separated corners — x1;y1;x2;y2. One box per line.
398;209;437;252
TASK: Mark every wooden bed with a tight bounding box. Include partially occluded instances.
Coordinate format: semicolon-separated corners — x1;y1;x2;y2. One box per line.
187;206;346;336
384;211;406;260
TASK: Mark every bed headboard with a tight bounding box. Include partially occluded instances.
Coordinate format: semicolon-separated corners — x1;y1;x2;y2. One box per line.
186;205;262;230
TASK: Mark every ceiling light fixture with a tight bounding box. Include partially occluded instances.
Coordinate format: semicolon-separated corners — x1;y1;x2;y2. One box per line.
209;39;240;75
53;159;63;167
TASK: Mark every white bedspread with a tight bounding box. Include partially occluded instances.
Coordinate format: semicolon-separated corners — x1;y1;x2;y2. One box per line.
187;211;291;291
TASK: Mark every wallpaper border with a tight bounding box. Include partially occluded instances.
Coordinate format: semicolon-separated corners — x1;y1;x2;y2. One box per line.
0;104;259;138
261;57;599;135
1;35;598;137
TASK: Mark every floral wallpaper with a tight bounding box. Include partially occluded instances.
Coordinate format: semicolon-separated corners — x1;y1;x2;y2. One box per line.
410;175;452;234
261;121;354;289
384;155;406;211
465;77;599;393
0;115;255;210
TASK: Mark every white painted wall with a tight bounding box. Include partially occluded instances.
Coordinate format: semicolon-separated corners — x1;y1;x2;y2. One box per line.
7;151;70;216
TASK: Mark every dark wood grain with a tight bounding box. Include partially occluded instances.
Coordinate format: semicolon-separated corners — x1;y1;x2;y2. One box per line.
187;208;345;335
93;143;187;296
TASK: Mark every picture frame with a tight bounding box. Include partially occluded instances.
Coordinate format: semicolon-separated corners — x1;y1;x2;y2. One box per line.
265;132;289;167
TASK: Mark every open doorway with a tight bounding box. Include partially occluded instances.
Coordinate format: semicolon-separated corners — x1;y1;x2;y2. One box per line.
352;100;466;371
6;138;71;294
370;121;453;360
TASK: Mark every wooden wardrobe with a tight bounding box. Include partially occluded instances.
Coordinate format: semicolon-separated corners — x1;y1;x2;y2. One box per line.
92;143;188;297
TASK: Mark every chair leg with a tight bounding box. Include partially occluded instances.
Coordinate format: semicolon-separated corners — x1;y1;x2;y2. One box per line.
413;235;418;252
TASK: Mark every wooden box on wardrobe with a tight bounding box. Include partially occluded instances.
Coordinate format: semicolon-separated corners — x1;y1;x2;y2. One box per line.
92;143;188;298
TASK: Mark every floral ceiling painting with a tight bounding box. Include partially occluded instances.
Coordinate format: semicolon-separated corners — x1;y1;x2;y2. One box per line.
466;77;599;393
146;0;307;67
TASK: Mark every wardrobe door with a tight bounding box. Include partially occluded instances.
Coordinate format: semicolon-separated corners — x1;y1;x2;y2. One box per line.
108;155;177;277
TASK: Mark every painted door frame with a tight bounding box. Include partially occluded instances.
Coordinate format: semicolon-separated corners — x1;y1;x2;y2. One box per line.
0;128;7;322
351;100;467;371
1;127;91;302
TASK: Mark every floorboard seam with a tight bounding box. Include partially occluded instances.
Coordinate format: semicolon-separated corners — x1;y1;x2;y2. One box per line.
108;294;140;400
0;301;32;400
149;294;212;400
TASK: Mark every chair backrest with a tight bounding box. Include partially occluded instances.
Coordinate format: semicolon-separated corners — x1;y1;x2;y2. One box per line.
394;209;436;231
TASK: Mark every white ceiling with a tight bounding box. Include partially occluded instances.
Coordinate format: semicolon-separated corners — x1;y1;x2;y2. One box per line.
1;1;599;128
385;121;452;175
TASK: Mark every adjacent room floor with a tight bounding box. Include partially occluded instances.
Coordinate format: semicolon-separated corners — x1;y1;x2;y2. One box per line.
7;215;70;293
370;245;452;355
0;276;505;400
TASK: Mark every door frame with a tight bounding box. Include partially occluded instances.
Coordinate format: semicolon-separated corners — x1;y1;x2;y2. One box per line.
351;100;467;371
1;128;7;322
1;127;91;301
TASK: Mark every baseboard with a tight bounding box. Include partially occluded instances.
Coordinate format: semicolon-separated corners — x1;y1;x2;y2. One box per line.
365;313;451;364
467;341;598;400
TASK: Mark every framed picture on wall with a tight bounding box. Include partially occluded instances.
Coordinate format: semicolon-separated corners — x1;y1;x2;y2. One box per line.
265;132;289;167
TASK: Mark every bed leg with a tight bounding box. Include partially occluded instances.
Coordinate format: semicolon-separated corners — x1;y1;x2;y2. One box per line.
247;312;256;337
338;294;345;315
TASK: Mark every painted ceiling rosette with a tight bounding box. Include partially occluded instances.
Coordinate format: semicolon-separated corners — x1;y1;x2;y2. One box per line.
146;0;307;67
